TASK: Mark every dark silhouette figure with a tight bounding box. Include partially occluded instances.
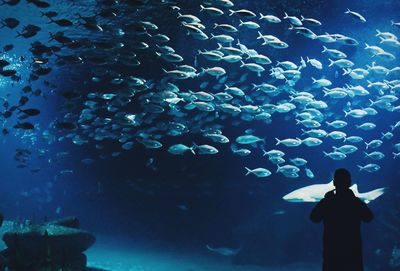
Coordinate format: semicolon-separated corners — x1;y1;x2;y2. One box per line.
310;168;373;271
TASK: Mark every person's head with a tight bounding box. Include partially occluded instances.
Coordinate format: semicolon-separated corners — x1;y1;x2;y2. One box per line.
333;168;351;190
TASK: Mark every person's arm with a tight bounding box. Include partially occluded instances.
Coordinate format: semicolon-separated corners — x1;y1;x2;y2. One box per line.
357;199;373;222
310;198;327;223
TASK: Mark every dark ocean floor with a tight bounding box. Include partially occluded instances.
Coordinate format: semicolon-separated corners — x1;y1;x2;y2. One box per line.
86;235;322;271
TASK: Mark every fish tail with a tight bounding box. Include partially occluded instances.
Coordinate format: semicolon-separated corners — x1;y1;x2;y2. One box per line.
390;125;395;131
257;31;262;39
328;58;334;67
343;109;349;117
262;149;268;156
288;24;293;30
239;19;244;26
275;137;280;145
276;164;281;173
364;142;369;149
322;45;327;52
200;4;204;11
228;9;235;16
368;99;374;107
240;60;245;67
259;13;264;18
364;152;369;158
364;43;369;49
323;151;329;157
345;8;350;14
213;23;218;29
300;15;305;21
283;12;288;19
191;142;198;150
245;167;252;176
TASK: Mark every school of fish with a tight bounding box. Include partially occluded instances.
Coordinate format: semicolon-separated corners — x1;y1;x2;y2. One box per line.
0;0;399;192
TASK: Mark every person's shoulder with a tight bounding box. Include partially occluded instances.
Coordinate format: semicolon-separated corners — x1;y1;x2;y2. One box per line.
324;190;335;199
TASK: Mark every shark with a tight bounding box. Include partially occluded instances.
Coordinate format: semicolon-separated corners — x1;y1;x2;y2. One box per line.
283;181;386;204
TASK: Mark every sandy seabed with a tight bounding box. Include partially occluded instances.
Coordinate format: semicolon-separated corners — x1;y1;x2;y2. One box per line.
87;236;321;271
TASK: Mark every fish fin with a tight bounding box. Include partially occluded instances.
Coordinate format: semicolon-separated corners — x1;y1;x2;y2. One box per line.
262;149;268;156
368;99;374;107
245;167;252;176
283;12;288;19
350;184;359;193
191;142;198;151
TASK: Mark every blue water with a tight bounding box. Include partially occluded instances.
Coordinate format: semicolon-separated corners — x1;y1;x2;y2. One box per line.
0;0;399;270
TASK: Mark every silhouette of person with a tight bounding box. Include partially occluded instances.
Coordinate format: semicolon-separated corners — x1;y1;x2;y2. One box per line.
310;168;373;271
